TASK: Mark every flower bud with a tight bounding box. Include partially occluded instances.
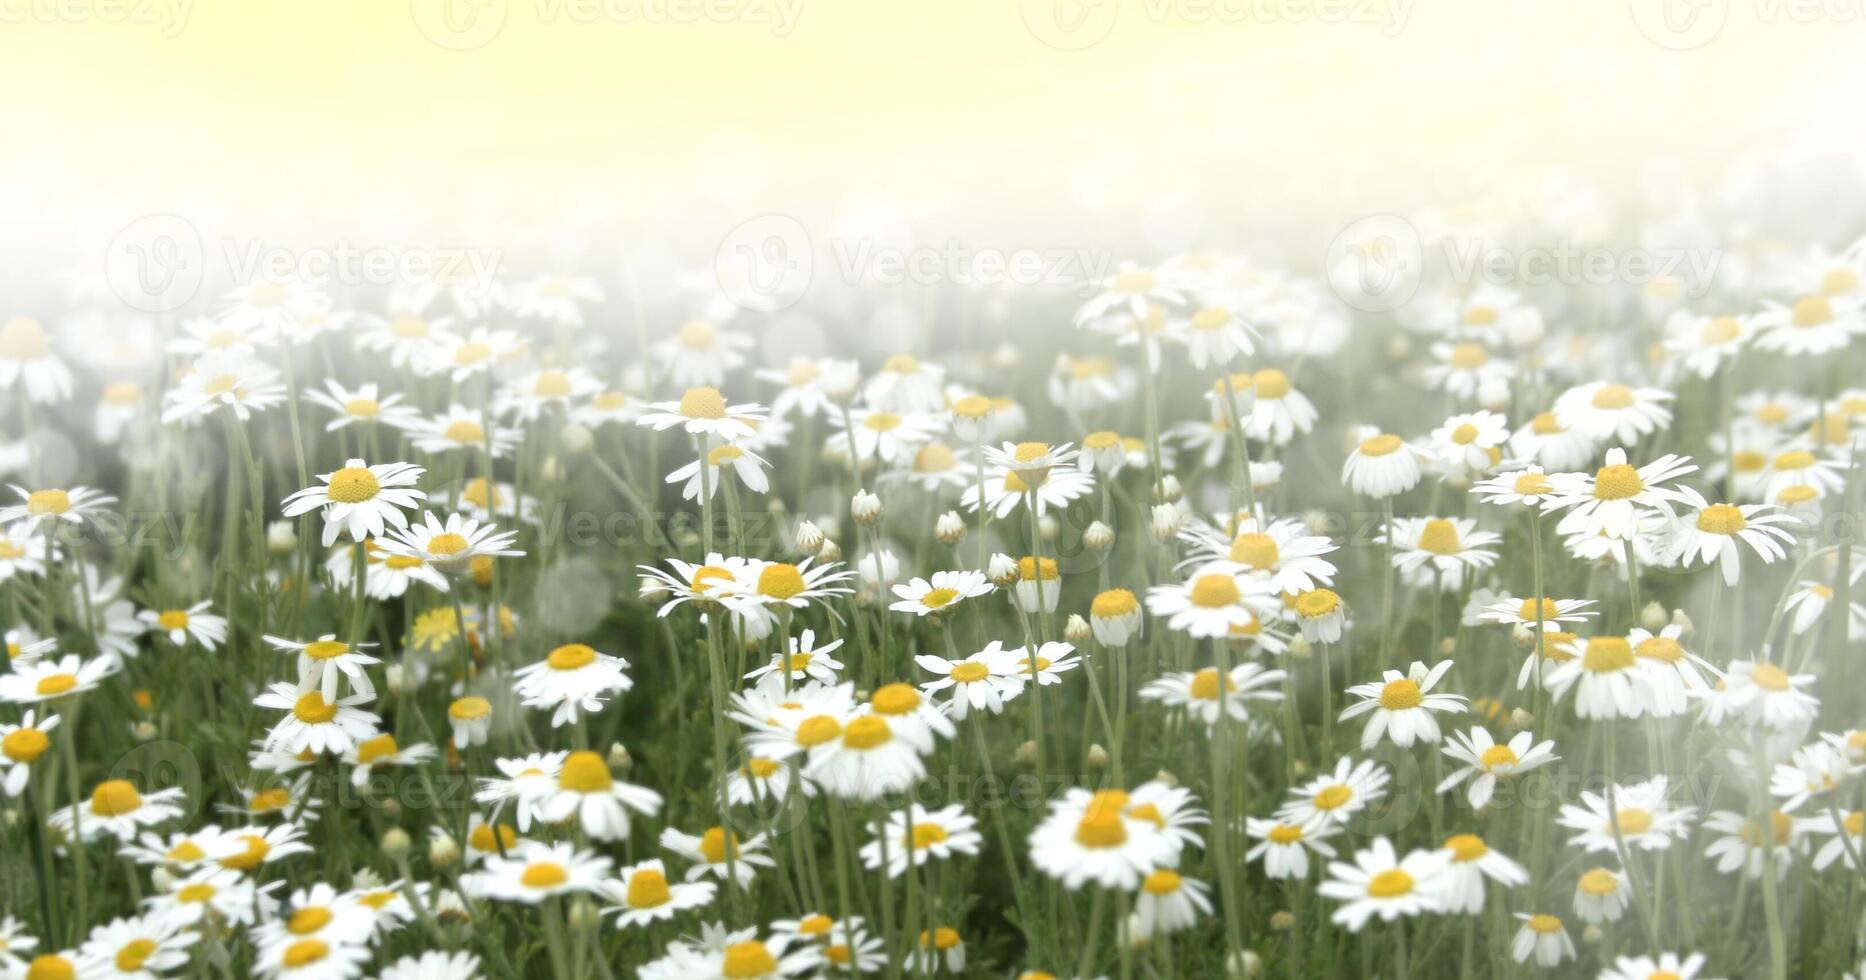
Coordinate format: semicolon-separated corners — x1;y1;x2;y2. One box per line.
1670;608;1694;637
1038;514;1058;542
428;832;460;869
934;511;967;545
266;520;297;554
1014;740;1038;766
380;827;412;860
1064;614;1091;644
816;539;842;563
1153;769;1178;788
1269;910;1295;932
851;489;882;526
1150;504;1184;541
1511;625;1537;650
559;423;594;456
987;553;1019;587
1510;707;1534;728
131;720;159;741
1639;600;1668;632
567;897;600;931
796;520;825;554
1249;460;1283;492
1226;949;1263;979
607;742;633;772
1286;635;1313;659
1086;743;1109;770
151;867;176;893
1083;520;1114;552
1437;636;1457;657
1385;333;1413;360
386;664;408;695
1158;473;1183;503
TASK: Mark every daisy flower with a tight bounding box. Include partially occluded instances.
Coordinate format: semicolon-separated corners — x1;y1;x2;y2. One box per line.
667;444;772;502
1341;431;1424;497
720;559;857;615
0;709;59;795
0;916;38;974
1181;515;1338;597
1703;809;1801;879
280;459;426;548
1809;808;1866;871
1140;662;1284;726
50;778;187;843
342;733;436;789
418;326;526;382
136;600;228;650
0;653;119;705
914;642;1024;721
1317;836;1448;931
1480;594;1597;631
755;356;854;419
1544;447;1696;540
889;570;993;617
302;380;421;432
1668;498;1797;585
600;859;716;928
1436;727;1558;809
0;485;117;535
1509;913;1576;968
1543;634;1651;719
499;366;603;421
892;440;973;494
255;682;381;755
0;316;75;403
802;696;937;802
1277;756;1390;827
1074;263;1183;324
728;756;808;806
409;406;519;457
635;387;767;442
1471;466;1561;508
1558;775;1697;853
474;751;565;830
1128;869;1214;938
1599;952;1716;980
1175;305;1258;369
1629;624;1716;715
1146;564;1278;639
859;803;983;878
505;274;602;327
535;750;663;841
1428;410;1510;475
377;511;523;575
512;643;633;727
4;627;54;666
1244;816;1338;879
862;354;947;414
1770;741;1856;813
661;826;776;887
1573;866;1631;924
79;912;196;979
1241;369;1319;445
641;925;820;980
745;629;846;686
1760;446;1850;502
160;350;287;423
1664;310;1753;378
1752;293;1865;355
0;523;50;581
1089;588;1144;646
1712;659;1819;728
1509;410;1597;471
1027;787;1178;890
571;390;643;429
963;462;1097;520
376;951;484;980
467;840;612;904
1553;381;1674;443
1339;660;1465;749
1431;834;1527;914
1383;517;1501;591
1285;588;1347;643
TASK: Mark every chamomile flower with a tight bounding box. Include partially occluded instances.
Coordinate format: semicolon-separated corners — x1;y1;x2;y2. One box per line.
964;462;1097;519
499;366;603;421
1175;305;1258;369
467;841;612;904
1703;809;1802;879
636;388;767;442
1598;952;1716;980
136;600;228;650
1558;776;1697;853
303;380;420;432
342;733;436;789
281;459;426;547
1509;913;1576;968
1629;624;1715;715
1240;369;1319;445
1480;594;1598;631
1317;836;1448;931
1140;662;1284;726
1181;515;1338;597
79;912;196;979
1664;311;1753;378
1028;787;1178;890
1127;869;1213;938
377;511;523;574
1431;834;1527;914
1753;293;1865;355
1340;661;1466;748
803;694;938;801
409;406;519;457
1277;757;1390;827
642;925;820;980
1244;816;1339;879
668;444;771;501
0;316;75;403
721;559;857;614
0;653;119;705
506;274;602;327
50;778;187;843
418;326;526;381
0;485;117;535
755;357;853;419
1436;727;1557;809
859;803;982;878
161;350;288;423
1341;431;1424;497
3;628;54;666
1089;588;1144;646
1668;498;1797;585
1553;381;1674;443
728;756;807;805
0;524;50;581
376;951;484;980
1472;466;1562;508
862;354;948;414
1384;517;1501;591
1543;634;1652;719
1075;263;1183;324
536;750;663;841
512;643;633;727
746;630;846;686
1509;411;1597;471
1146;564;1278;639
890;570;993;617
475;751;565;830
1761;446;1850;503
1809;808;1866;871
1713;659;1819;728
1544;447;1696;540
255;682;381;755
914;642;1024;720
600;859;716;928
661;826;776;887
0;709;58;795
1428;410;1510;475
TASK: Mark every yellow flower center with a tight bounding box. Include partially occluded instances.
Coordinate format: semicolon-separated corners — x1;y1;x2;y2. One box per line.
1358;433;1401;457
626;868;673;908
1777;485;1819;505
3;727;49;763
440;418;486;444
154;609;191;632
745;757;782;778
914;443;957;472
1092;588;1139;617
1774;449;1816;471
1141;869;1183;896
449;695;491;721
0;317;51;359
884;353;920;374
1792;295;1833;326
35;673;78;697
1366;869;1414;898
533;371;572;397
1591;384;1635;410
115;939;159;972
249;787;292;813
1449;343;1487;368
176;883;216;904
1379;679;1424;710
1073;809;1127;848
355;734;398;765
1592;464;1644;500
1822;268;1859;295
1228;532;1279;570
678;319;717;348
26;489;71;515
469;822;518;853
220;834;271;871
102;382;143;405
872;683;921;715
1696;503;1747;534
1416;518;1463;555
757;563;807;600
389;314;429;338
1583;637;1634;673
326;467;380;503
921;587;959;609
795;715;842;747
1190;574;1241;609
558;751;613;793
843;716;893;750
1313;784;1353;811
864;411;904;433
1017;557;1059;582
89;779;142;816
520;862;568;889
1750;662;1791;692
1507;471;1550;496
1294;589;1340;619
1636;636;1684;664
950;661;990;683
909;822;949;849
453;341;492;365
288;906;333;935
1578;867;1619;896
1267;823;1304;844
1083;430;1121;451
1480;744;1519;770
699;827;740;864
1450;423;1480;445
1610;808;1653;836
548;644;598;671
282;939;329;969
1252;369;1291;399
293;692;339;724
1113;270;1155;293
1527;914;1563;934
1445;833;1488;862
722;940;778;979
678;387;727;419
1189;667;1234;701
1700;316;1742;344
952;394;992;420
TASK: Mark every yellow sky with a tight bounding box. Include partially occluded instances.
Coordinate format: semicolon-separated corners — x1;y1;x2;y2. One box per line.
3;0;1860;249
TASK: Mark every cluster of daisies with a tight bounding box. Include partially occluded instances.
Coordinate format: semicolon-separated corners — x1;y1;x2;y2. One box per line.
0;200;1864;980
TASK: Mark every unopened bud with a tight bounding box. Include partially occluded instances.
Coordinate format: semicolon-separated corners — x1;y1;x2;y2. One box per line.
1153;769;1178;788
1582;925;1604;944
1158;474;1183;503
559;423;594;456
816;539;842;563
1038;514;1058;542
1150;504;1184;541
796;520;825;554
987;553;1019;588
1511;625;1537;650
151;867;176;893
1437;637;1456;657
1015;740;1038;766
266;521;297;554
538;456;564;484
131;721;159;741
1670;608;1694;637
1086;743;1110;770
567;897;600;931
1385;333;1413;360
1064;614;1091;644
851;489;882;526
1639;601;1668;632
607;743;632;772
1286;635;1313;659
380;827;412;860
386;664;408;695
1083;520;1114;552
1226;949;1263;979
428;832;460;869
934;511;966;544
1269;910;1296;932
991;342;1020;371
